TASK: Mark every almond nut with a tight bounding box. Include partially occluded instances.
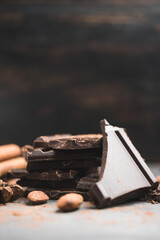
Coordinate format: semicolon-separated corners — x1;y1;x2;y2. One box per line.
57;193;83;212
27;191;49;205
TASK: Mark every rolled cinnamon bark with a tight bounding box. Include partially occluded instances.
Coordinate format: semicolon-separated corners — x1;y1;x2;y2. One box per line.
0;144;21;162
0;157;27;177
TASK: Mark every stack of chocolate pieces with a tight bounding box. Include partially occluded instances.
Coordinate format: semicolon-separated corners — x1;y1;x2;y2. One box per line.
11;134;103;200
9;119;160;208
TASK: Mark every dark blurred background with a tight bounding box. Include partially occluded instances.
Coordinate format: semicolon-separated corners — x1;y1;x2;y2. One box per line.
0;0;160;161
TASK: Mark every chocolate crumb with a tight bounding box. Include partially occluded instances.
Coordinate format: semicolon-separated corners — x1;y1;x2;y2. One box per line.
12;211;21;216
0;186;13;203
10;184;24;201
141;184;160;204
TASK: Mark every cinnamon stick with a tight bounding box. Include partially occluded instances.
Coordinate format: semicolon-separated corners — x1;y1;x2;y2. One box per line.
0;157;27;177
0;144;21;162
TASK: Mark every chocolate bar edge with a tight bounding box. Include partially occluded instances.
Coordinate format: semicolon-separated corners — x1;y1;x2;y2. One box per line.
90;119;158;208
90;182;156;209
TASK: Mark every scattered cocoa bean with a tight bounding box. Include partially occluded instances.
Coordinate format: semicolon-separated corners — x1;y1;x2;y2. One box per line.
57;193;83;212
27;191;49;205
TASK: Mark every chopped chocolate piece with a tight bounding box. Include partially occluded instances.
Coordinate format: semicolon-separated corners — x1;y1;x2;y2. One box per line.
27;158;101;171
25;187;89;201
82;167;100;178
28;148;102;161
22;145;34;160
0;186;13;203
17;179;78;189
11;169;78;181
8;169;28;178
77;177;98;190
10;184;24;201
18;175;98;191
34;134;102;150
34;134;71;148
90;119;158;208
142;185;160;204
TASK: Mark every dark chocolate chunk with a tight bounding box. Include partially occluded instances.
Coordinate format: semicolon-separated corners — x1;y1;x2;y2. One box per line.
0;186;13;203
27;158;101;171
27;148;102;161
8;169;28;178
10;184;24;201
18;175;98;191
17;179;78;189
11;169;78;181
90;119;158;208
34;134;102;150
22;145;34;160
33;134;71;148
77;177;98;190
25;187;89;201
142;185;160;204
81;167;100;178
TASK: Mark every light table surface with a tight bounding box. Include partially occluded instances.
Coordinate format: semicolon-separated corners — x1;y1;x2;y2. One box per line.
0;163;160;240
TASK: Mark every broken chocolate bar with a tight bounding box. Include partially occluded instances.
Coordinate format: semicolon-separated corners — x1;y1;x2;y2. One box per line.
22;145;34;160
18;175;99;191
27;158;101;171
34;134;102;150
90;119;158;208
33;134;71;149
27;148;102;161
10;169;78;181
17;179;78;189
8;169;28;178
